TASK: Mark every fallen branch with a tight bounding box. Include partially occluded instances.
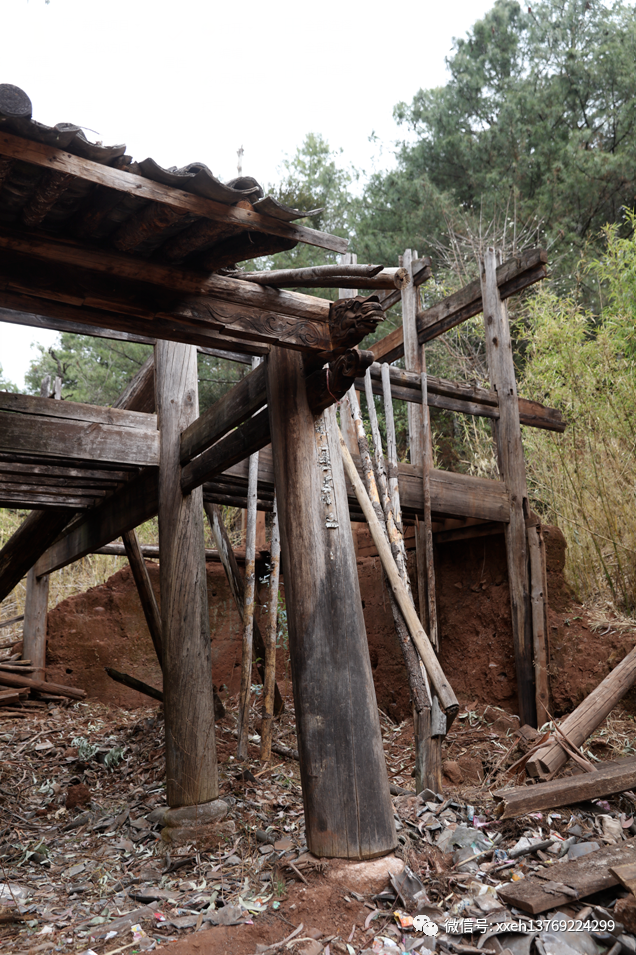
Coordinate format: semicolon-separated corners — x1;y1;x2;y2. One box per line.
0;670;85;700
105;667;163;702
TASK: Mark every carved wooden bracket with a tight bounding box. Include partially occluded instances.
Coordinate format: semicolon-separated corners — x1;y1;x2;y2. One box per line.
305;347;375;416
329;295;385;353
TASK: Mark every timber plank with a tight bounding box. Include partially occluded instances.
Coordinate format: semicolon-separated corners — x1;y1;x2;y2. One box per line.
0;509;75;602
0;391;156;430
0;670;86;700
180;408;271;494
0;131;347;254
0;409;159;467
494;755;636;818
180;361;267;464
497;837;636;914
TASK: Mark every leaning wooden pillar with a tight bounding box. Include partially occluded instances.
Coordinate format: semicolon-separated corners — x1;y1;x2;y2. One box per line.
22;567;49;681
481;249;536;727
155;340;218;808
401;248;443;794
267;346;396;859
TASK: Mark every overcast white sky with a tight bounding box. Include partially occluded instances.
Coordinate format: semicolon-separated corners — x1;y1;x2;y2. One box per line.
1;0;494;389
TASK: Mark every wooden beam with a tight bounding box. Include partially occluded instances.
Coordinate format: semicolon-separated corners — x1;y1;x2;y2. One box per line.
371;249;547;363
180;361;266;464
0;409;159;467
0;669;86;699
34;468;158;576
267;346;396;859
113;354;156;414
0;250;335;357
233;265;409;290
481;249;535;727
105;666;163;702
0;509;74;603
0;390;156;431
0;130;348;254
180;408;270;495
155;339;218;808
528;523;550;724
0;287;269;359
494;755;636;818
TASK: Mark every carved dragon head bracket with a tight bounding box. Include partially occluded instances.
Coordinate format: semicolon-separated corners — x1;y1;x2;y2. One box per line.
329;295;384;352
305;347;375;417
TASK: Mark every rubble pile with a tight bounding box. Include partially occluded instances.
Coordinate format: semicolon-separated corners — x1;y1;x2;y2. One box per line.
1;701;636;955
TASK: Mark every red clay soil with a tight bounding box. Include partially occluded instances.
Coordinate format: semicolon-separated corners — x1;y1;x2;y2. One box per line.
42;524;636;721
154;881;369;955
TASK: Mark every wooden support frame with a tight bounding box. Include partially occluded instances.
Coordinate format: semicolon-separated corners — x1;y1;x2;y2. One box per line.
22;566;49;681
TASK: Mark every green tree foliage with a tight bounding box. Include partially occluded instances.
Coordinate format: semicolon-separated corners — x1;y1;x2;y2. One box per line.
360;0;636;281
0;364;18;393
521;220;636;610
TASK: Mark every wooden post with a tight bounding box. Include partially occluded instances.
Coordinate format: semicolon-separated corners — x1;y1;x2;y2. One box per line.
22;567;49;681
238;360;261;759
266;346;396;859
527;522;549;725
261;494;280;761
481;248;536;727
155;340;218;808
122;529;163;669
401;248;444;793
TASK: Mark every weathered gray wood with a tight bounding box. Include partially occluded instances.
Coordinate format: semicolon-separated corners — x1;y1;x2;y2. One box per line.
495;755;636;818
232;264;384;283
338;255;361;455
0;509;74;603
112;355;156;413
180;361;266;464
180;408;271;494
0;130;347;254
237;359;261;760
481;249;535;727
528;644;636;778
339;428;458;717
0;669;85;699
371;249;547;363
267;346;396;859
156;340;218;808
0;390;157;430
261;495;280;762
497;837;636;914
0;488;104;508
122;530;163;669
203;502;284;716
0;409;159;467
360;362;566;433
528;523;550;724
22;566;49;681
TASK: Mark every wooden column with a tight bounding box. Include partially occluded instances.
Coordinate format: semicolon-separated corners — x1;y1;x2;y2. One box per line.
401;249;444;793
155;340;218;808
527;522;550;724
22;566;49;680
267;346;396;859
481;249;536;727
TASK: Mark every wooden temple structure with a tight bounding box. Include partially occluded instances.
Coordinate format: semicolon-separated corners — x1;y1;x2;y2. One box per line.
0;85;565;860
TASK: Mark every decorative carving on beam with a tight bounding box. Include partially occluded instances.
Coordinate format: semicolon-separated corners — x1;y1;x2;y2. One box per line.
22;171;74;227
329;295;384;353
306;348;374;416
